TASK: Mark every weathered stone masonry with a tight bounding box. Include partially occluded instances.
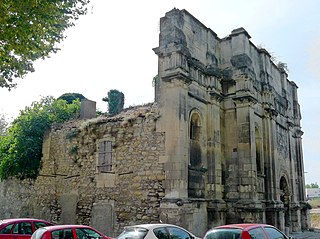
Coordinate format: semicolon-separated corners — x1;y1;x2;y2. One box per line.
153;8;307;236
0;8;307;238
0;104;166;237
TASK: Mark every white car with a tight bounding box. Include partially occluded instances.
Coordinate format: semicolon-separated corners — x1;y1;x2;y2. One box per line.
116;224;201;239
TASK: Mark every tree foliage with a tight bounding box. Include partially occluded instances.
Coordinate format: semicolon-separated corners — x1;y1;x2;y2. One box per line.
306;183;319;188
152;74;159;87
0;0;90;89
57;92;86;104
102;89;124;116
0;96;81;180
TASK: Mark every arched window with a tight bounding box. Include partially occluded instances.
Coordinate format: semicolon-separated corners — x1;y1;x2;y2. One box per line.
189;113;201;167
255;126;262;175
188;111;204;198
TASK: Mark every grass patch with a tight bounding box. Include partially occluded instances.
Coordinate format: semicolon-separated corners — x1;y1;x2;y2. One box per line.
311;213;320;229
309;198;320;229
309;198;320;208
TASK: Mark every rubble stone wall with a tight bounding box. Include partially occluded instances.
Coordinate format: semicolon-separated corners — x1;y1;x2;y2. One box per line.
0;104;166;237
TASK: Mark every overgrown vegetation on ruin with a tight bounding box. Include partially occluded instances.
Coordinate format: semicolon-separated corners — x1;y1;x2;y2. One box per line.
0;96;81;180
102;89;125;116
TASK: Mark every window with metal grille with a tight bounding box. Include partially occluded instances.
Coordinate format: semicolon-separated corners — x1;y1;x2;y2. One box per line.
98;141;112;172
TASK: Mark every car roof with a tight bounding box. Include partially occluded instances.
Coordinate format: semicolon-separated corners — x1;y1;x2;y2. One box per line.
214;223;273;230
40;225;94;231
125;223;186;230
0;218;50;224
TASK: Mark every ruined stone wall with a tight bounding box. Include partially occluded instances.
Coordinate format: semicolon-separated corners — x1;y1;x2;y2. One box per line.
0;127;57;221
0;104;166;237
0;179;53;220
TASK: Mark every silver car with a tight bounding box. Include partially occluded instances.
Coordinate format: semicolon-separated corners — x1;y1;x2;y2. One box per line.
117;224;201;239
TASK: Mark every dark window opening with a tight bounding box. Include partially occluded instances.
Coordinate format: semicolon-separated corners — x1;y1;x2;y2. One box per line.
190;114;200;140
188;112;204;198
189;113;201;167
255;127;263;175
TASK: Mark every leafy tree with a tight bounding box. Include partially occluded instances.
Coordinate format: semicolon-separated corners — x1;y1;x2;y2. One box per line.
306;183;319;188
311;182;319;188
0;0;90;89
102;89;124;116
58;92;86;104
152;74;159;87
0;96;81;180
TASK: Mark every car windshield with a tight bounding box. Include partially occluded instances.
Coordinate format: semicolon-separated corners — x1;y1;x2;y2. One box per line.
204;228;242;239
117;227;148;239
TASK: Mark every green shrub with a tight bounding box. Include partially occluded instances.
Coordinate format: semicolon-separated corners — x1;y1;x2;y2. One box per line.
0;96;80;180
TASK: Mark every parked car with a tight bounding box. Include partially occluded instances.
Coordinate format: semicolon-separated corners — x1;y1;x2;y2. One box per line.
202;223;291;239
31;225;111;239
116;223;201;239
0;218;54;239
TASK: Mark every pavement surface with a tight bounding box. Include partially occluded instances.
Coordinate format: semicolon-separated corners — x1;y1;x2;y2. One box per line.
289;230;320;239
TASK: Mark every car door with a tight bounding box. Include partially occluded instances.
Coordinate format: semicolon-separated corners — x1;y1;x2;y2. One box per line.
11;222;33;239
51;228;75;239
75;227;105;239
0;223;15;239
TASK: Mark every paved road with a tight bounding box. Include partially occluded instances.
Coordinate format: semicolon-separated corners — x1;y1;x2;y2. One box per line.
288;209;320;238
289;230;320;239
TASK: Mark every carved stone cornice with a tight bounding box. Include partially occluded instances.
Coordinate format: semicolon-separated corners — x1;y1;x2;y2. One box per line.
161;68;192;84
188;91;209;104
265;200;284;211
153;42;191;58
209;90;224;102
293;129;304;138
207;199;227;211
233;94;258;106
264;104;278;117
287;118;294;128
234;199;264;212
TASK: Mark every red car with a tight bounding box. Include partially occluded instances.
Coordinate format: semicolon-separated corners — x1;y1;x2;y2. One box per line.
31;225;111;239
203;223;291;239
0;218;54;239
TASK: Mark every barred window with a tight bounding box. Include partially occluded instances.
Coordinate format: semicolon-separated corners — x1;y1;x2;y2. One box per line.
98;141;112;172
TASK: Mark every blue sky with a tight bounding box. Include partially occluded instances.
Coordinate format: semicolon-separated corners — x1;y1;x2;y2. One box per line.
0;0;319;184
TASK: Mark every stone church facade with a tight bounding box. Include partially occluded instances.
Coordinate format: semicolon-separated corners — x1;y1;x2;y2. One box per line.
0;8;307;237
153;8;307;234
